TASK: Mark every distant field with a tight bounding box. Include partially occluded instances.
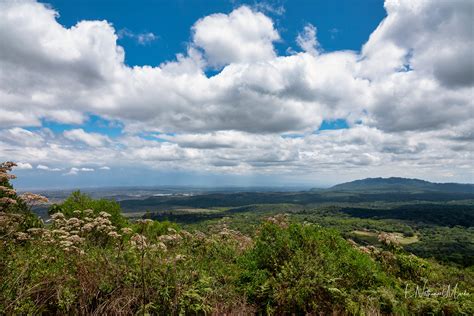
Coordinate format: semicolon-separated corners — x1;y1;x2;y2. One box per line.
351;230;419;245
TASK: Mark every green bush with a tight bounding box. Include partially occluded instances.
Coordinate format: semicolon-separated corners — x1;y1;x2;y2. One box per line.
49;191;128;228
238;219;399;313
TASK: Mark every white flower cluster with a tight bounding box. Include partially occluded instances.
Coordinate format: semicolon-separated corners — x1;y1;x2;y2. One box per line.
129;232;167;252
377;232;400;247
121;227;133;235
359;245;380;255
265;214;289;228
130;233;148;251
47;212;86;252
207;220;252;251
0;212;22;239
158;230;183;246
216;226;252;251
80;211;118;236
136;219;153;225
43;210;122;252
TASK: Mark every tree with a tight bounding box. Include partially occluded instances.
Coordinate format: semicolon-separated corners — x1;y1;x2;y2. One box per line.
50;190;128;228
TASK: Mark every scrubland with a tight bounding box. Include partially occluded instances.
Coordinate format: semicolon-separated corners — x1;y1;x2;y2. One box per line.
1;162;473;315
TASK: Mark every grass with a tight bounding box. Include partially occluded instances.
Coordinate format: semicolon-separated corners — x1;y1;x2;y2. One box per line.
392;232;419;245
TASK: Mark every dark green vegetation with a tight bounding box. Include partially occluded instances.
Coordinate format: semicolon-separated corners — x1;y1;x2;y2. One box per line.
328;177;474;193
120;178;474;268
120;190;474;209
2;167;473;314
140;202;474;268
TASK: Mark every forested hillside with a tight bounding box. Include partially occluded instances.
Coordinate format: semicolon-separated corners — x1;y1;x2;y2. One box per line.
329;177;474;193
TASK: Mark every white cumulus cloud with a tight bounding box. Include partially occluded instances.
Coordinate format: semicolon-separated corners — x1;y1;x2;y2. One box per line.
63;129;110;147
0;0;472;184
16;162;33;170
296;23;320;55
192;6;280;67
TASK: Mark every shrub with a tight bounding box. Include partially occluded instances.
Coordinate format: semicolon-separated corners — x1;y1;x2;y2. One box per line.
49;191;128;228
238;216;398;314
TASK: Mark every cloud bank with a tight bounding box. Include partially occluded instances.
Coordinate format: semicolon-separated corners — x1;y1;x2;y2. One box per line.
0;0;472;185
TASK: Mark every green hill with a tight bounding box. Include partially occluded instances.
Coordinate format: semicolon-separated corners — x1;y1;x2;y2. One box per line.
328;177;474;193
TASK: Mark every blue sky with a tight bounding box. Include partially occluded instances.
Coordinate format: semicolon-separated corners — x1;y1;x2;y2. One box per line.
41;0;386;66
1;0;473;188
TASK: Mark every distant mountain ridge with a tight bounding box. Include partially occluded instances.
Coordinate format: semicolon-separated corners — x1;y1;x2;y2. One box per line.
328;177;474;194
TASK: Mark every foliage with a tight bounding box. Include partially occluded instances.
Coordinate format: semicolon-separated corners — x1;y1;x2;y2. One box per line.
1;163;473;314
238;216;395;314
0;162;44;232
49;190;128;228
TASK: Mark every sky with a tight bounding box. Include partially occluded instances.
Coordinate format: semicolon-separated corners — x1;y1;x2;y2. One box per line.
0;0;473;189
